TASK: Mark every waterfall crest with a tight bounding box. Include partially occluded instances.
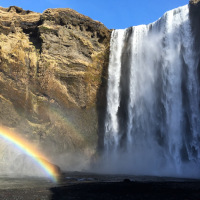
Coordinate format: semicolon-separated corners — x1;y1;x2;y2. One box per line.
103;5;200;177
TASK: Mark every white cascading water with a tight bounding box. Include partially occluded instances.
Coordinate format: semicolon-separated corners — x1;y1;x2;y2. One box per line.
104;30;126;150
103;5;200;177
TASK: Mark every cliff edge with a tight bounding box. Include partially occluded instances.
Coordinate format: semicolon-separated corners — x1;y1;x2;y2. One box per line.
0;6;111;169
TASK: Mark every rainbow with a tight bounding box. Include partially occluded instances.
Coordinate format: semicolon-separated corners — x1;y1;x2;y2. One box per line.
0;126;59;182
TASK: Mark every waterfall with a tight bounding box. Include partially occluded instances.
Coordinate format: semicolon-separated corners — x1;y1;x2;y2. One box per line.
103;5;200;177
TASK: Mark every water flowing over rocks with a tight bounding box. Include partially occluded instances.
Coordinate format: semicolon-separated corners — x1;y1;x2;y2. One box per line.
0;6;111;171
0;1;200;177
102;4;200;178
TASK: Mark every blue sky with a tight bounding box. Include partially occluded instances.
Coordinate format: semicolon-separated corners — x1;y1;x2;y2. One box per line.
0;0;189;29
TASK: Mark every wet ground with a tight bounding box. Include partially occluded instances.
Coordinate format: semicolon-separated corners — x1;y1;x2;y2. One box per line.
0;172;200;199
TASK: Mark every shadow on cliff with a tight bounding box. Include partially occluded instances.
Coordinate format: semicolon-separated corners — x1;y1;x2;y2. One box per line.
189;1;200;86
95;46;110;155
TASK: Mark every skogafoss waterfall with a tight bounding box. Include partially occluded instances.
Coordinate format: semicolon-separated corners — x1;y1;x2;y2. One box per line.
103;5;200;178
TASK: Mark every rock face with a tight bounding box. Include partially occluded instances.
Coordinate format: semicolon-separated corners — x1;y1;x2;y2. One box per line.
189;0;200;5
189;0;200;16
189;0;200;87
0;6;111;169
189;0;200;22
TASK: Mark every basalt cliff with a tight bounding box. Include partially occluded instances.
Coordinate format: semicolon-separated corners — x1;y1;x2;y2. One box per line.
0;5;110;168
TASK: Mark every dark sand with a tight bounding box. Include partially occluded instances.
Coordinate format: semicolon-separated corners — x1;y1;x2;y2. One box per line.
0;173;200;200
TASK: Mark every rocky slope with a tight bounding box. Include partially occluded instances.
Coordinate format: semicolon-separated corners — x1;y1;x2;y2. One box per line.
0;6;111;170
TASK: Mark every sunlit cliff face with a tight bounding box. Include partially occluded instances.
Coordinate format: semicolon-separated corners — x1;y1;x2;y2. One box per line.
0;6;111;170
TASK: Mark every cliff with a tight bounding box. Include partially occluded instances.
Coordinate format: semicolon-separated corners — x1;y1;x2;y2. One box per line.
190;0;200;6
0;6;111;168
1;1;199;171
189;0;200;85
189;0;200;25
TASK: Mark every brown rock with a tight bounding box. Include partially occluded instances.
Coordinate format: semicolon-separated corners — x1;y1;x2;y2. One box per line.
0;6;111;168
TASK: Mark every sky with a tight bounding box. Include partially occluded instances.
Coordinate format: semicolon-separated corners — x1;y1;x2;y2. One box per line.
0;0;189;29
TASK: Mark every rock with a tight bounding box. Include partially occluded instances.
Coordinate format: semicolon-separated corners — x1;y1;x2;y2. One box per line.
189;0;200;15
0;6;111;166
188;1;200;137
123;179;131;183
39;8;110;108
36;157;62;178
189;0;200;51
11;154;61;178
189;0;200;6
